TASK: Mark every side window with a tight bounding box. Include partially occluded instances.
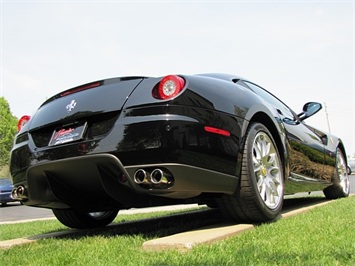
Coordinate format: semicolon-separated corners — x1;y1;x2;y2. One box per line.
242;81;295;119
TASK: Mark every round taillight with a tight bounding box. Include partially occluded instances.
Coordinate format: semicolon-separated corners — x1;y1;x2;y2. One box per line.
155;75;185;100
17;115;31;131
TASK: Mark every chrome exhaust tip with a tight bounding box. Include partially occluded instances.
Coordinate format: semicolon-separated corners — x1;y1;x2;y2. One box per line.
151;169;171;185
11;185;28;200
133;169;149;184
11;188;17;199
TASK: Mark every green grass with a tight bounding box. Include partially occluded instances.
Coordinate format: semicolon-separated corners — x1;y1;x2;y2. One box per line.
1;197;355;265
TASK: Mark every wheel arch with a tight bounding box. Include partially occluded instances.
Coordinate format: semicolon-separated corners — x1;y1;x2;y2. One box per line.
337;142;348;163
248;112;288;180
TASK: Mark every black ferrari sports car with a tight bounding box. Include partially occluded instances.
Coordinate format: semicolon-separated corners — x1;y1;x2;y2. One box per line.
10;73;350;228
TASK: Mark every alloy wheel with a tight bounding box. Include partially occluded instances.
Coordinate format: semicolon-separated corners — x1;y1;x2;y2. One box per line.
336;150;350;195
252;131;283;209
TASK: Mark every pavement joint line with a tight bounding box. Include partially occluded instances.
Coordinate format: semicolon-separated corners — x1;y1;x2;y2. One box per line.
0;199;335;250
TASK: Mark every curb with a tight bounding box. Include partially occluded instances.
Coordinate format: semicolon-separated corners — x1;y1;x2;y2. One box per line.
142;200;332;251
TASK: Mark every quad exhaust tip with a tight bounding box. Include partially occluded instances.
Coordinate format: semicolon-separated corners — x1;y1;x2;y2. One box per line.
134;169;149;184
150;169;171;185
11;185;28;200
133;168;173;187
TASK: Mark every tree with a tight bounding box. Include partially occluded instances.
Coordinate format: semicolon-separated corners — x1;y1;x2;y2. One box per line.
0;97;18;167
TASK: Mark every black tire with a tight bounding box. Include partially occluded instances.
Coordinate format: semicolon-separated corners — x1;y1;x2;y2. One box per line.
323;148;350;199
52;209;119;229
218;122;284;223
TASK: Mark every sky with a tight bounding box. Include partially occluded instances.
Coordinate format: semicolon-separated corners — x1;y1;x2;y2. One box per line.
1;0;354;156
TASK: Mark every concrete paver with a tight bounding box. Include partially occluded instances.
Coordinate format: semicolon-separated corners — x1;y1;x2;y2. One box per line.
142;223;254;251
142;200;332;251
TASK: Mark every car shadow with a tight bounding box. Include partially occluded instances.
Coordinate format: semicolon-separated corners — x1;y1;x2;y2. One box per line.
54;208;224;240
282;196;329;210
51;197;329;241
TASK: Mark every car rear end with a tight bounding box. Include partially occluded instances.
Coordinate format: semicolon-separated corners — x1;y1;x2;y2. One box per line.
10;75;245;211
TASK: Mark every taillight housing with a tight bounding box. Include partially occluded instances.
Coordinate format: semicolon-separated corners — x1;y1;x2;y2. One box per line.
153;75;185;100
18;115;31;131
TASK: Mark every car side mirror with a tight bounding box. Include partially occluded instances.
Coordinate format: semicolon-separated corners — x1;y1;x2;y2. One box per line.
298;102;322;121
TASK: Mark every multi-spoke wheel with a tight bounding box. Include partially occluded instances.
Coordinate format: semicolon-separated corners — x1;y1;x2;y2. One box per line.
252;130;283;210
53;209;118;229
323;148;350;199
218;122;284;222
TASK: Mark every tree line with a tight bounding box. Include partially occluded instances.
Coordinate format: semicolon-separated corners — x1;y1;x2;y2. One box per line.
0;97;18;168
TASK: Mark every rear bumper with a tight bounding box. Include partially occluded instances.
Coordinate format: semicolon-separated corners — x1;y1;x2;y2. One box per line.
16;154;238;211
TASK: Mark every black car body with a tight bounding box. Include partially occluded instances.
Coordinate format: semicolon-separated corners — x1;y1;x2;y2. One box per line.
10;73;350;228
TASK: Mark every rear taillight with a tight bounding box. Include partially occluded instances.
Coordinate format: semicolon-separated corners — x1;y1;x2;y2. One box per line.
153;75;185;100
18;115;31;131
60;81;102;97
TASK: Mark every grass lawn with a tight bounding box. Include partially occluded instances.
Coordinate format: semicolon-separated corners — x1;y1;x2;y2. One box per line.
1;197;354;265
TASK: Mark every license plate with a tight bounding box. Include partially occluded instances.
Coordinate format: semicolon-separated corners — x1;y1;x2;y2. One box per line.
49;122;87;146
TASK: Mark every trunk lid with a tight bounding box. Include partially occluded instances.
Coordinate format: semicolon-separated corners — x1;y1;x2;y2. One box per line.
29;77;144;129
26;77;144;148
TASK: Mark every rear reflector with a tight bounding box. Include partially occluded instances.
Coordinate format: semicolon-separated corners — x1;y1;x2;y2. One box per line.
60;81;102;97
18;115;31;131
204;126;231;137
153;75;185;100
